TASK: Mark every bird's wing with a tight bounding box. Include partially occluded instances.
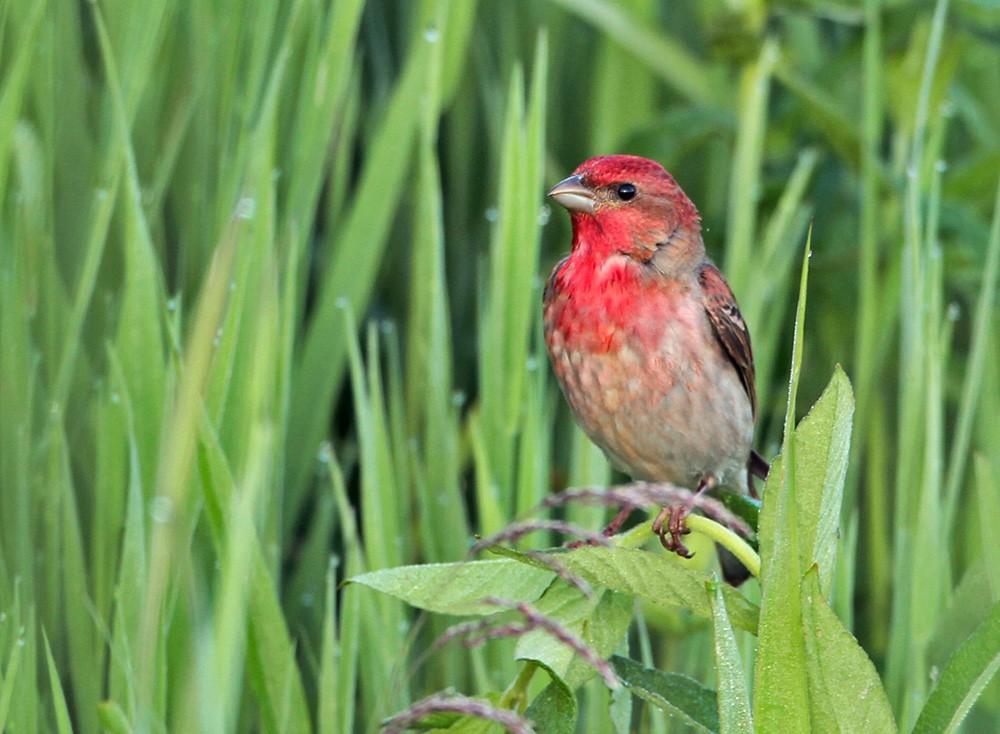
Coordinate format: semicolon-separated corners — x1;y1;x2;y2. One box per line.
697;262;757;417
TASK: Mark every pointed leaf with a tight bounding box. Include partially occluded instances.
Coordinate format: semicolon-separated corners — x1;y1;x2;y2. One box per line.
524;677;577;734
611;655;719;733
707;580;753;734
515;584;631;689
913;597;1000;734
801;568;896;733
348;560;555;616
528;546;759;634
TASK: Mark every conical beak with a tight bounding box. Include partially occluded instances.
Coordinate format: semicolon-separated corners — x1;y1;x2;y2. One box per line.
547;174;595;215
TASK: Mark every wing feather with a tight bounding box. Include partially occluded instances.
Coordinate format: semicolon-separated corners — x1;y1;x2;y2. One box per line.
697;262;757;417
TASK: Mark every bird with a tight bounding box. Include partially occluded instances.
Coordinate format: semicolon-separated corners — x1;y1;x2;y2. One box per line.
543;155;767;574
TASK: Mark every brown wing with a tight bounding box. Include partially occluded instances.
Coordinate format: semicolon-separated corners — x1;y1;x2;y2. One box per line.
697;262;757;417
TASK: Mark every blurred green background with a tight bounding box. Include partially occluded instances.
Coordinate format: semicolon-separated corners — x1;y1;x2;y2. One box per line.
1;0;999;730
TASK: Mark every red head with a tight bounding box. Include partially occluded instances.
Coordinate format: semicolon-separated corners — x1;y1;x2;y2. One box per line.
548;155;704;275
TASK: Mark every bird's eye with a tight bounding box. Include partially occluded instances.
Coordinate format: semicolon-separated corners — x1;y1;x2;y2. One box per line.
616;183;637;201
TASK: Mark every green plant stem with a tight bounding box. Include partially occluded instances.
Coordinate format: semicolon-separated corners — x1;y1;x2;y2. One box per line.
686;515;761;579
610;513;761;579
500;661;538;712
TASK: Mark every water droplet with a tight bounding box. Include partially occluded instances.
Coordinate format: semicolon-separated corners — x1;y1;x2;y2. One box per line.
235;197;256;220
271;169;282;181
110;392;121;404
335;296;349;309
300;591;315;607
424;26;440;43
930;243;942;260
229;280;236;291
451;390;466;408
16;637;25;648
526;356;538;372
151;496;174;523
935;159;948;173
95;188;109;201
906;165;918;180
0;613;8;623
166;298;178;312
485;206;499;222
49;401;60;416
538;205;551;226
947;302;961;322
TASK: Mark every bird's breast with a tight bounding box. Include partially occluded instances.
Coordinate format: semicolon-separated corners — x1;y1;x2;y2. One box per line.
543;259;753;490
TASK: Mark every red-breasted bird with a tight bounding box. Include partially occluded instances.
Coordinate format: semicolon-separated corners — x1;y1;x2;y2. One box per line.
544;155;767;570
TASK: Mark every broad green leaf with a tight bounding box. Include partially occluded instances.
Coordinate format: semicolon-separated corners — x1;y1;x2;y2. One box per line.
913;598;1000;734
707;580;753;734
526;546;759;634
611;655;719;733
515;583;631;689
524;677;577;734
753;240;810;730
801;568;895;733
348;560;555;616
792;366;855;593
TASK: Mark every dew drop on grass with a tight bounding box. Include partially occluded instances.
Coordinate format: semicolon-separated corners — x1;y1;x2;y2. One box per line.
935;159;948;173
526;356;538;372
235;197;256;220
948;302;961;321
300;591;315;607
538;205;551;226
166;298;178;312
110;392;121;404
485;206;499;222
151;495;174;523
424;26;440;43
335;296;349;309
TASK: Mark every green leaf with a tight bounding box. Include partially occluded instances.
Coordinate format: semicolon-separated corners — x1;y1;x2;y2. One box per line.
528;546;759;634
707;580;753;734
801;568;896;733
753;240;810;730
515;584;631;689
611;655;719;733
791;366;855;594
718;491;761;536
43;631;73;734
348;560;555;616
524;677;577;734
913;597;1000;734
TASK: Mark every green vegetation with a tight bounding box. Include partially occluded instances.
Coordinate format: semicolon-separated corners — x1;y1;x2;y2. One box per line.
1;0;999;731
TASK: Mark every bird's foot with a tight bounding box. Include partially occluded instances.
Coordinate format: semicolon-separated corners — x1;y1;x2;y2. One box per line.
652;505;693;558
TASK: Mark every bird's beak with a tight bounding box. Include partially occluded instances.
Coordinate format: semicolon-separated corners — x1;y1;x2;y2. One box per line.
547;174;595;215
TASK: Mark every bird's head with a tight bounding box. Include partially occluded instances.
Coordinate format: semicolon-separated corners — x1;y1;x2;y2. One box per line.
547;155;704;276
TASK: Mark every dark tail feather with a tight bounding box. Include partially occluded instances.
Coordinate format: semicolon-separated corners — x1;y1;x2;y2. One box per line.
747;449;770;499
718;544;753;586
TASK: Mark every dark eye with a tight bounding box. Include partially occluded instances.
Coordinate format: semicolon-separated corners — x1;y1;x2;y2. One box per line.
616;183;637;201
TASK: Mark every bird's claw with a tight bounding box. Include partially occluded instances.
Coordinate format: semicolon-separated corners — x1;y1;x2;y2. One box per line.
652;505;693;559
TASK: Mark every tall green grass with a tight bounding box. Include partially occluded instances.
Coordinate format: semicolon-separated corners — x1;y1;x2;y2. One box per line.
1;0;999;730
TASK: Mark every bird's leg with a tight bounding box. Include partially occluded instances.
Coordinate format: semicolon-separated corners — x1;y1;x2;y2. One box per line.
653;475;718;558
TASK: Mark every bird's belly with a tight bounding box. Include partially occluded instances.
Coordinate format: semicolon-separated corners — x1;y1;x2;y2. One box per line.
549;332;753;491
